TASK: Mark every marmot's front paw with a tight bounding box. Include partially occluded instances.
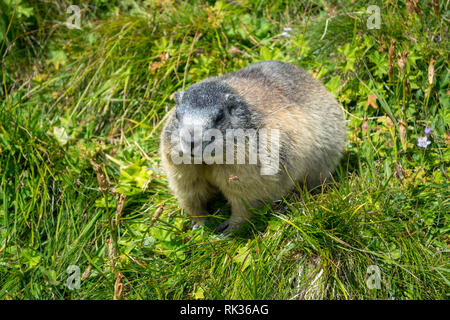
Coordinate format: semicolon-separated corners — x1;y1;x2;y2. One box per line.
191;218;208;230
215;219;243;236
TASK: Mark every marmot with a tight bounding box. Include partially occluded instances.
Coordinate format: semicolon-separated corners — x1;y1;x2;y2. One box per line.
160;60;346;234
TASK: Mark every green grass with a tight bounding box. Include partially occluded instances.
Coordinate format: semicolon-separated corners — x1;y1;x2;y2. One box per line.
0;0;449;299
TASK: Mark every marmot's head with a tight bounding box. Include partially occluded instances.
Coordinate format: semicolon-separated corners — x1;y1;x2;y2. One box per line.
166;81;256;162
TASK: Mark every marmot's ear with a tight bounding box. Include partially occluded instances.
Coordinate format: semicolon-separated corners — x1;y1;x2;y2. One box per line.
224;93;239;103
175;91;184;104
224;94;240;110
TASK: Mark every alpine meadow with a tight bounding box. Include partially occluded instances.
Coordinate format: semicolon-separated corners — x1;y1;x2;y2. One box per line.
0;0;449;299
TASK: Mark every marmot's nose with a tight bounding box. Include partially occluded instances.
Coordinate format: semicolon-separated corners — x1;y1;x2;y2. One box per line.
179;126;203;156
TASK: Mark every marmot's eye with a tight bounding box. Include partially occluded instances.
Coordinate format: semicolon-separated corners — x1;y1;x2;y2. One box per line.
228;104;237;115
215;110;225;124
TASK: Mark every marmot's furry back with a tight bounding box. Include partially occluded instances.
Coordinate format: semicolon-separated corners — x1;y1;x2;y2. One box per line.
160;60;346;233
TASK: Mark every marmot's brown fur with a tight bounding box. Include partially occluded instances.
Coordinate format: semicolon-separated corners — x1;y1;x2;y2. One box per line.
160;60;346;233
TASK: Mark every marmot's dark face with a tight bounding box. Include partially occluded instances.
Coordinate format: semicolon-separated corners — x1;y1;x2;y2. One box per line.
167;81;256;162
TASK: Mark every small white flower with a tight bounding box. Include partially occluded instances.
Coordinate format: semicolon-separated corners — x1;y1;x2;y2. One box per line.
417;136;431;148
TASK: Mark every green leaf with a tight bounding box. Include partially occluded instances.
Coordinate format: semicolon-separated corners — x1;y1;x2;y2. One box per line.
94;195;117;208
22;248;41;270
17;5;33;18
326;76;341;96
338;43;359;72
47;50;67;70
119;164;153;189
52;127;69;145
232;243;254;271
41;269;60;286
368;51;388;78
193;286;205;299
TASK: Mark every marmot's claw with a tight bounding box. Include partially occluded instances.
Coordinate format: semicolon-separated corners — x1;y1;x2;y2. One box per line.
191;219;207;230
215;221;230;233
191;222;202;230
215;220;242;236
